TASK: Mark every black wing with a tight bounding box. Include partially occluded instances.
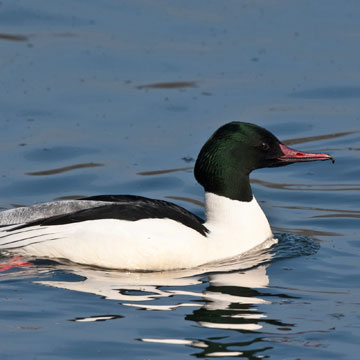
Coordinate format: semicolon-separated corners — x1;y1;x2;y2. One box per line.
12;195;208;236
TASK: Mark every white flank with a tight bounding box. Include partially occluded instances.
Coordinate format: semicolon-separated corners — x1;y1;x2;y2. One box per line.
0;192;274;270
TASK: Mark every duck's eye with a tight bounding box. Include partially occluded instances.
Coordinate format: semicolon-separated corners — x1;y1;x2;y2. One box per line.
261;142;270;151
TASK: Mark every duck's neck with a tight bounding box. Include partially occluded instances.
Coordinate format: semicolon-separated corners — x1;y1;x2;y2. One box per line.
195;160;253;202
203;192;273;255
214;174;253;202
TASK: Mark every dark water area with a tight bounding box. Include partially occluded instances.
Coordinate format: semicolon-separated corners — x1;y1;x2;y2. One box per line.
0;1;359;359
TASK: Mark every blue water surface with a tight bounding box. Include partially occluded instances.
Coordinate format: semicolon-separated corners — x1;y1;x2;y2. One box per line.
0;1;359;359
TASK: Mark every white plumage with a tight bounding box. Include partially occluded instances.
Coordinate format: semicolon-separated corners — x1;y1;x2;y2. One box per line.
0;193;273;270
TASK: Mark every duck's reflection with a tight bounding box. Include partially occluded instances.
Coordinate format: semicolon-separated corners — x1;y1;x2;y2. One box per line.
188;266;270;332
31;242;293;358
35;244;274;305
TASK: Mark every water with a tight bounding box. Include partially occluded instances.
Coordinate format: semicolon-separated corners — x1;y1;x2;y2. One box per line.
0;0;359;359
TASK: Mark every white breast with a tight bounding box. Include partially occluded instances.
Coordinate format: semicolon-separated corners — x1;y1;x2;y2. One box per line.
203;192;273;259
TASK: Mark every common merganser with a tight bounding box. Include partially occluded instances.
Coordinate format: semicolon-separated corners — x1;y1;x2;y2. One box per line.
0;122;333;270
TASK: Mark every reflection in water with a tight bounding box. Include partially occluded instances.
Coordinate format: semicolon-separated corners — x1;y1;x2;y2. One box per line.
71;315;123;322
137;81;196;89
273;227;340;240
35;261;274;356
283;131;355;146
0;33;28;41
141;337;273;358
141;338;248;358
137;167;193;176
188;267;271;332
275;204;360;220
0;234;317;358
251;178;360;192
165;195;204;207
26;162;103;176
289;86;360;99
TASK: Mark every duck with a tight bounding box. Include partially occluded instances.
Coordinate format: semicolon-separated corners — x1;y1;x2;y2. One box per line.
0;122;333;271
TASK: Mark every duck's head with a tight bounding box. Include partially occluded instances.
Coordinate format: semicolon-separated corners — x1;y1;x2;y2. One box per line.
194;122;333;202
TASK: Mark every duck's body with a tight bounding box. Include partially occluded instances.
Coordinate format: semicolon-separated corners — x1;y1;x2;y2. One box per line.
0;193;271;270
0;122;332;270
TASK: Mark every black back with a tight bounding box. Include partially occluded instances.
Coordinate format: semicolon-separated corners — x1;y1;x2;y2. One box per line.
12;195;209;236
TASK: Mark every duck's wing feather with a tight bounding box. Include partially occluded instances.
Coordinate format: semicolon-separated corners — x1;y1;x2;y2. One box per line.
2;195;208;236
0;200;115;226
